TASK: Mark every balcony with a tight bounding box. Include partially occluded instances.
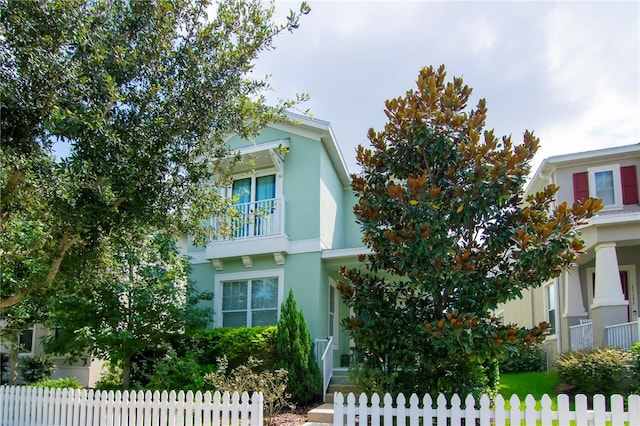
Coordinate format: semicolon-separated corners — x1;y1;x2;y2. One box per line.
206;197;289;262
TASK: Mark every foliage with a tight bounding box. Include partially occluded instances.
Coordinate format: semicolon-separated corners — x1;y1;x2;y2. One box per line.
44;233;210;389
20;354;55;383
632;342;640;393
94;362;123;391
0;353;9;383
500;342;545;373
31;377;83;389
555;348;634;396
184;326;278;370
1;0;310;309
276;289;321;404
145;349;214;391
205;356;291;424
338;65;603;398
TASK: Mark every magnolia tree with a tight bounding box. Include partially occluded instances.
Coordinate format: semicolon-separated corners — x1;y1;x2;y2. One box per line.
338;65;602;398
0;0;310;309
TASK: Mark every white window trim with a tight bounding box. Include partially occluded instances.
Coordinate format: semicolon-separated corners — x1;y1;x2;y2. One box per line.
545;281;558;336
587;164;623;210
18;324;35;354
214;269;284;327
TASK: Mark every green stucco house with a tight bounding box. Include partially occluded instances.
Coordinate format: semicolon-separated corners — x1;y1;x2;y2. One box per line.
182;114;368;390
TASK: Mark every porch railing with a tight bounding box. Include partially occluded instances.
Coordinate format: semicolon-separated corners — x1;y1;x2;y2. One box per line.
569;321;594;351
314;336;334;401
211;198;284;240
605;319;640;350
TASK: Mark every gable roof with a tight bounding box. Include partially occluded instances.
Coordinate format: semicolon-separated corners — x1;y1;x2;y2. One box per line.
270;112;352;189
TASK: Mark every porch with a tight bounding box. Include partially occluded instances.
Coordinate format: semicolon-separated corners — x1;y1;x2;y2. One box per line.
569;319;640;351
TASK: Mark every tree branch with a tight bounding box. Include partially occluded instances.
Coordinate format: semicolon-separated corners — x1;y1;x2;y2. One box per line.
0;232;80;308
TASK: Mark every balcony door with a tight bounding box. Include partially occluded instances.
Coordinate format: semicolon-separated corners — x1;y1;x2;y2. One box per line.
231;174;276;237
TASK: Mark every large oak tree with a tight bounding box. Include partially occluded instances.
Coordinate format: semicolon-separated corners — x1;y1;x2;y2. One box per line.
338;65;602;398
1;0;309;308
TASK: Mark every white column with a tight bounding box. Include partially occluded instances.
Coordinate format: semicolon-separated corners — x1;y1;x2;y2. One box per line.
563;267;587;317
591;242;626;308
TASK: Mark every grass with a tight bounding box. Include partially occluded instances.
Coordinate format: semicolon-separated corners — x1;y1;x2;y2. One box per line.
499;371;560;410
499;371;560;400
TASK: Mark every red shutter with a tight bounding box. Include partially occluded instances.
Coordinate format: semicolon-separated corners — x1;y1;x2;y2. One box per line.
621;165;639;205
573;172;589;202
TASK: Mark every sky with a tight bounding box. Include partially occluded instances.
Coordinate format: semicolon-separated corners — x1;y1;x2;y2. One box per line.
251;0;640;175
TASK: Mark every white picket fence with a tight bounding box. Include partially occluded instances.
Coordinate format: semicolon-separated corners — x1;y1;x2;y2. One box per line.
0;386;263;426
334;392;640;426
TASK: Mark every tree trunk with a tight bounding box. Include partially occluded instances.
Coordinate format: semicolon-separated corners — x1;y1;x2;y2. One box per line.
8;344;19;385
121;356;132;389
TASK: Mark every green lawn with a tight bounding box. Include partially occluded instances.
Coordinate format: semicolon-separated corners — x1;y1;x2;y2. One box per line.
499;371;560;400
499;371;560;410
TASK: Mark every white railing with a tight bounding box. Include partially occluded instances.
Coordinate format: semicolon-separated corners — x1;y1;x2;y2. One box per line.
606;319;640;350
315;336;334;401
333;392;640;426
211;198;284;240
569;321;594;351
0;386;263;426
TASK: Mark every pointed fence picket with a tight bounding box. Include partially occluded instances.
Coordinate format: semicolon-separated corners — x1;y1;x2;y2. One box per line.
333;391;640;426
0;385;263;426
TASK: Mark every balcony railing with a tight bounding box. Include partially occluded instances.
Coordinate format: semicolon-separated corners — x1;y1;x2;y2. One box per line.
569;321;594;351
606;319;640;350
211;198;284;240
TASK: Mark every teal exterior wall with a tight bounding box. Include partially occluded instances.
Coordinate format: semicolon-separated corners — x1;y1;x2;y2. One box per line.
283;135;322;241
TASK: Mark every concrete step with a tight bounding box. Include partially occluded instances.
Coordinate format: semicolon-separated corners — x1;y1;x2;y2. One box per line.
306;403;334;424
325;386;361;403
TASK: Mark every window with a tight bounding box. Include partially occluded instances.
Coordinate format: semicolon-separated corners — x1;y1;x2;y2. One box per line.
546;283;557;335
573;165;638;207
216;270;284;328
18;325;34;353
231;174;278;237
222;278;278;327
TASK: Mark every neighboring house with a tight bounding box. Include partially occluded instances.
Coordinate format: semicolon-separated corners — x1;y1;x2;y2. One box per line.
183;114;367;377
0;325;105;387
498;143;640;363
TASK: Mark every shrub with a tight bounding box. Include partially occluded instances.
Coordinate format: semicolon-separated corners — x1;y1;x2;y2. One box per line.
31;377;83;389
500;343;544;373
205;356;290;425
555;348;633;395
276;289;321;405
21;354;55;383
631;342;640;393
184;326;277;370
145;349;214;391
94;362;123;390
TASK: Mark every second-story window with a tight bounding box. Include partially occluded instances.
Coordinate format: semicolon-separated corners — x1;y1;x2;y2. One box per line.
573;164;638;208
231;174;276;237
